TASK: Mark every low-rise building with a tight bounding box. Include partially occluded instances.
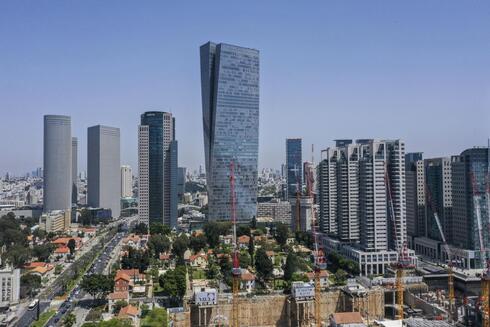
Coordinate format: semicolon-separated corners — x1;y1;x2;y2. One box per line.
330;312;365;327
118;305;139;324
39;210;71;233
0;266;20;307
188;253;208;269
107;291;129;312
305;270;329;289
240;269;256;293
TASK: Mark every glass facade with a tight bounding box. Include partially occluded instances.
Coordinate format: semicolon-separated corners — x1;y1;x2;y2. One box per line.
286;138;302;199
200;42;259;222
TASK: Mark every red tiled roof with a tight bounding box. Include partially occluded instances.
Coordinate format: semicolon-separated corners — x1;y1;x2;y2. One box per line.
241;272;255;281
118;305;139;317
332;312;363;324
107;291;129;300
306;270;329;279
238;235;250;244
54;246;70;254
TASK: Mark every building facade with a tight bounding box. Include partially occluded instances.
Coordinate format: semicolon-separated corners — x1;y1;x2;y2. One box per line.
87;125;121;218
43;115;72;213
72;137;78;205
404;152;425;240
286;138;302;199
177;167;186;203
257;199;291;224
121;165;133;198
138;112;178;228
0;266;20;307
200;41;259;222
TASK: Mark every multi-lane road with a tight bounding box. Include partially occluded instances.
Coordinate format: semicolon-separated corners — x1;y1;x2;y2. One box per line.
16;216;136;327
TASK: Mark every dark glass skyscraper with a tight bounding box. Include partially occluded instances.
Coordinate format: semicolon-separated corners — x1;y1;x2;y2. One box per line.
200;42;259;222
286;138;302;199
138;112;178;227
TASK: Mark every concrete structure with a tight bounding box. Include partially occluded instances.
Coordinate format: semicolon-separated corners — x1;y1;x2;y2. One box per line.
177;167;186;203
72;137;78;205
0;266;20;307
121;165;132;198
451;146;490;268
257;199;291;224
405;152;425;241
43;115;72;212
286;138;302;199
39;210;70;233
87;125;121;218
200;41;259;222
138;112;178;228
291;196;314;232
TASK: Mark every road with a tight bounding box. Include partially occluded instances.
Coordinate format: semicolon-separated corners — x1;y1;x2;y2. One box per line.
16;216;137;327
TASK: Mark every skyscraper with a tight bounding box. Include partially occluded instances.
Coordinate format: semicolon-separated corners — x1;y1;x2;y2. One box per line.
121;165;133;198
72;137;78;205
200;41;259;222
43;115;72;213
451;146;490;267
286;138;302;199
138;112;178;227
404;152;425;239
87;125;121;218
177;167;186;202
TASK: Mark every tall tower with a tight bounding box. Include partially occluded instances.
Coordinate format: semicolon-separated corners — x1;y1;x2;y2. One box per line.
87;125;121;218
138;112;178;228
121;165;133;198
43;115;72;212
72;137;78;205
200;41;259;222
286;138;302;199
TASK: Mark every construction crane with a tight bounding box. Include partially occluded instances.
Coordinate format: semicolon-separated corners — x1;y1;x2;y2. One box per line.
305;145;327;327
385;164;413;320
425;185;455;320
470;172;490;327
230;161;241;327
295;164;302;233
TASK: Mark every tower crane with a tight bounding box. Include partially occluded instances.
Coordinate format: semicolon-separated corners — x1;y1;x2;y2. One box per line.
294;164;302;233
385;164;413;320
306;145;327;326
425;185;455;320
470;172;490;327
230;161;241;327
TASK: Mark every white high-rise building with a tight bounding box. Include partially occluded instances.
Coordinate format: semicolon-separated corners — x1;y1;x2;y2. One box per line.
0;266;20;307
138;125;150;227
121;165;133;198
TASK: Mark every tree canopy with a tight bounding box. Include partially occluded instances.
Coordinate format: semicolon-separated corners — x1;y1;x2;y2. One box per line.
147;235;170;258
120;248;150;272
80;274;114;299
255;248;273;279
158;265;187;298
189;234;207;253
203;222;231;248
273;223;289;247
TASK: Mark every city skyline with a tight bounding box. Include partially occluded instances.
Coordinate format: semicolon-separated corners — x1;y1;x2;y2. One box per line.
1;1;489;175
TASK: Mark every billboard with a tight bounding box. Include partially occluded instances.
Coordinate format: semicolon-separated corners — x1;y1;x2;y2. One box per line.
292;283;314;300
195;289;217;306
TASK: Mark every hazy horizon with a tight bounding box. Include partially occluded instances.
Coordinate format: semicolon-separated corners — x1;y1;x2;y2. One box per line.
1;1;489;175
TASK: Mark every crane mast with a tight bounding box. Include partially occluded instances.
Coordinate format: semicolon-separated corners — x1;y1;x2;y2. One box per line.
425;185;455;320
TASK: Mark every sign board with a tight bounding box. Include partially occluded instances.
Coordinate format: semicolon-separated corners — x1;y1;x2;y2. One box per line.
292;284;314;300
168;307;184;314
195;290;217;306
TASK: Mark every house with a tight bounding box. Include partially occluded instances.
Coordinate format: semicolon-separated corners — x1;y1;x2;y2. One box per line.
52;237;83;250
54;246;71;258
237;235;250;249
159;253;171;261
330;312;366;327
114;269;146;294
188;253;208;269
29;265;54;277
220;235;233;245
118;305;139;324
79;227;97;237
240;269;256;293
306;270;329;289
24;262;52;271
107;291;129;312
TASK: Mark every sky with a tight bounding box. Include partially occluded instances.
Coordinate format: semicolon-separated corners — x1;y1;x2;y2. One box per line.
1;1;489;175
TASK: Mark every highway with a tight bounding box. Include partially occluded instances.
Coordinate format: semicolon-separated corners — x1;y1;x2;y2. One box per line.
16;216;136;327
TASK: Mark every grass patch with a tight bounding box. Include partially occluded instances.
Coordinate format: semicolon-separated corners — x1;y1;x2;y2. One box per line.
192;269;206;279
32;310;55;327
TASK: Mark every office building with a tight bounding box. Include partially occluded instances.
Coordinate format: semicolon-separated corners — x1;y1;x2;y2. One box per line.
138;112;178;227
286;139;302;199
451;147;490;268
177;167;186;203
405;153;425;240
0;266;20;307
72;137;78;205
200;41;259;222
39;210;71;233
87;125;121;218
43;115;72;213
257;199;291;224
121;165;133;198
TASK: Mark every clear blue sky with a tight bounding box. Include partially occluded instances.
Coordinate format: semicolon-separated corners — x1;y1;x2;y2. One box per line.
1;1;489;175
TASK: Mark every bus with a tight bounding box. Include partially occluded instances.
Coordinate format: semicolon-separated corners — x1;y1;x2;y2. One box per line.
28;299;39;310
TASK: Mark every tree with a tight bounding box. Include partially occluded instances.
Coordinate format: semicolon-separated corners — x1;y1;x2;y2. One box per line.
80;274;114;300
255;248;273;279
120;248;150;272
132;222;148;235
248;236;254;264
20;273;41;298
273;223;289;247
236;225;250;237
32;243;54;262
189;234;207;253
172;234;189;261
284;253;298;281
334;269;348;285
147;235;170;257
67;238;76;255
55;264;63;275
3;245;30;268
250;215;257;229
159;265;187;298
239;252;251;269
149;222;171;236
203;222;231;248
63;313;76;327
141;307;168;327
